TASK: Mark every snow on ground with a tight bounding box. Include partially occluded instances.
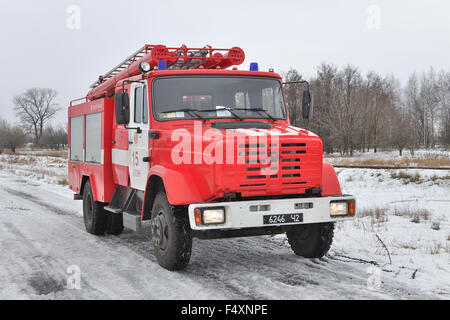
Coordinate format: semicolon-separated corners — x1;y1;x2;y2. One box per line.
0;152;449;299
0;154;67;185
332;167;450;297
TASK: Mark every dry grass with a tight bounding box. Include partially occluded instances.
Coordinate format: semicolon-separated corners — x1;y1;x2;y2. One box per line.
428;241;447;255
17;149;67;159
57;178;69;186
2;156;37;165
330;153;450;168
390;171;422;184
358;207;389;223
396;241;419;250
393;207;431;224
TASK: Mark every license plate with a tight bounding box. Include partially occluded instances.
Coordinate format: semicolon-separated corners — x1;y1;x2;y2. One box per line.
263;213;303;225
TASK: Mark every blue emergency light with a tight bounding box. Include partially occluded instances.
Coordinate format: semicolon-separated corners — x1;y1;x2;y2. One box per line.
158;60;168;70
249;62;259;71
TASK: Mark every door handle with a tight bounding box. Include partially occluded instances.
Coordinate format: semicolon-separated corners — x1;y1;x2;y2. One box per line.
143;157;151;163
128;141;133;145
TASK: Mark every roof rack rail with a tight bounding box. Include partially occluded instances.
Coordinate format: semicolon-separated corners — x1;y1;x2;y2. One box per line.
87;44;245;100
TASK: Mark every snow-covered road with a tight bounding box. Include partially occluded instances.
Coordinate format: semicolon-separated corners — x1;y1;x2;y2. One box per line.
0;169;446;300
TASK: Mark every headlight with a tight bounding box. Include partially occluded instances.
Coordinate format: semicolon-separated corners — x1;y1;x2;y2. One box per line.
194;207;226;225
330;201;348;216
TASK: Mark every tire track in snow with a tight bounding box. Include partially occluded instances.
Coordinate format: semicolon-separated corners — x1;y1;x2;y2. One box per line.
0;178;227;299
0;174;442;300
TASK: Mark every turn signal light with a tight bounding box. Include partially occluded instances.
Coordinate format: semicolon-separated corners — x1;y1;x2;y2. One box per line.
348;200;356;215
194;208;202;225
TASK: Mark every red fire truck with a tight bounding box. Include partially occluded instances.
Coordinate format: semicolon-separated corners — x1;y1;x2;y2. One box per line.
68;44;355;270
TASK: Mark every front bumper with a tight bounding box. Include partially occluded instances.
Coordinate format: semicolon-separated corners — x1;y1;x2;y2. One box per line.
188;195;355;230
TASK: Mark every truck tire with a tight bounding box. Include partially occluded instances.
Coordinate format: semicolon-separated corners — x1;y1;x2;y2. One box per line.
106;213;124;236
286;223;334;258
83;180;107;235
151;191;192;271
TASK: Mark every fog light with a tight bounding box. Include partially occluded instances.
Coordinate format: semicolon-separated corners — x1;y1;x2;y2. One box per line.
195;207;226;225
330;201;348;216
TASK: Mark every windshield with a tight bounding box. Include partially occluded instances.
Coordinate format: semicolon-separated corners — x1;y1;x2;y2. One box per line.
152;76;287;121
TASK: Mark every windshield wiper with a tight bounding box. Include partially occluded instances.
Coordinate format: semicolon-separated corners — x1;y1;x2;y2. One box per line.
232;107;276;121
160;108;206;120
195;107;243;121
160;107;274;122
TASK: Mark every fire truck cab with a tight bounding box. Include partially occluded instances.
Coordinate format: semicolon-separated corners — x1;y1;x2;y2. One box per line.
68;44;355;270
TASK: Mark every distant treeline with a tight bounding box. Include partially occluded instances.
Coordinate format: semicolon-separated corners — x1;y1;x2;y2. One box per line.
284;64;450;155
0;119;67;153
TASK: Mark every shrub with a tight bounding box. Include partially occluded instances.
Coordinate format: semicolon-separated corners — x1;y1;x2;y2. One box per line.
431;221;440;230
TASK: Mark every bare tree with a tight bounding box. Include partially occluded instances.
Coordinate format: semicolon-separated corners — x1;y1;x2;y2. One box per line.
391;108;411;156
41;125;68;149
311;63;339;153
404;73;420;155
420;68;440;147
0;120;27;154
0;117;7;154
437;71;450;148
333;65;362;155
283;63;448;155
13;88;59;147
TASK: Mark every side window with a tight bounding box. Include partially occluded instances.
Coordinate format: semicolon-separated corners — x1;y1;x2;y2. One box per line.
143;85;148;124
134;86;143;123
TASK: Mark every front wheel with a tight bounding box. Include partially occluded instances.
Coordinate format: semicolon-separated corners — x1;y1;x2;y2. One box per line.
286;223;334;258
151;191;192;271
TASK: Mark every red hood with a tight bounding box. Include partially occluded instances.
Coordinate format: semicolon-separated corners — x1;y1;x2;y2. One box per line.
154;121;323;201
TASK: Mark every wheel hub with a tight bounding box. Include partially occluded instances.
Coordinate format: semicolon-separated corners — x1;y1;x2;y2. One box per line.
151;212;169;252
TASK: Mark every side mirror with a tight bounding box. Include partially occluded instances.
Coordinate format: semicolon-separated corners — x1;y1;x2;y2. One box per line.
302;90;314;120
114;92;130;125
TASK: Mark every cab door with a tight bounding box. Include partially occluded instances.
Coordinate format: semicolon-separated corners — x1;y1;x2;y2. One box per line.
128;82;150;191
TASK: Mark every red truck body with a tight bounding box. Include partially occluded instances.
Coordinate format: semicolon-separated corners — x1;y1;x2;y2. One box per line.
68;44;354;270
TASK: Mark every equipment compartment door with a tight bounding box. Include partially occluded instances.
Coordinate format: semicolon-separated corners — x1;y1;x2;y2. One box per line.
128;82;150;191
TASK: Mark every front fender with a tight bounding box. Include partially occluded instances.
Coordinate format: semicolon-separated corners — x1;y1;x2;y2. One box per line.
322;162;342;196
147;165;204;205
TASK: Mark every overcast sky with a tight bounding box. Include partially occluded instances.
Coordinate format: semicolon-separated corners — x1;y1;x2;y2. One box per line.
1;0;449;126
